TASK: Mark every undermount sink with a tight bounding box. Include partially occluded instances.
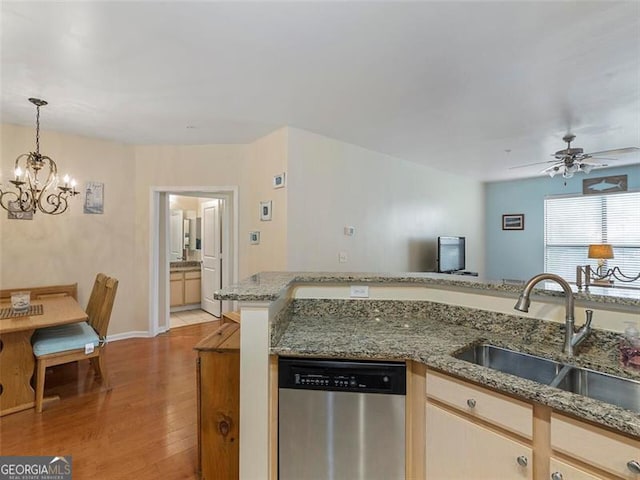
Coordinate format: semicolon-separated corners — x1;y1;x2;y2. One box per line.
552;365;640;413
454;343;640;413
455;344;564;384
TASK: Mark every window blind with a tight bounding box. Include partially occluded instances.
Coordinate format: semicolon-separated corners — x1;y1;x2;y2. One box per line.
544;191;640;286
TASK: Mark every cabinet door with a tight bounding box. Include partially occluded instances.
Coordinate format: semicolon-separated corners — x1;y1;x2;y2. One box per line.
170;273;184;307
425;403;532;480
184;271;201;304
549;458;604;480
551;413;640;479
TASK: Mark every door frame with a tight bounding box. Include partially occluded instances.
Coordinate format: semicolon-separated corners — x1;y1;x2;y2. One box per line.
149;186;239;336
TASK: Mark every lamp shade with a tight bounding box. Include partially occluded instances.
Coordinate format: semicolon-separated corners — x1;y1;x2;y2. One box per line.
588;244;614;259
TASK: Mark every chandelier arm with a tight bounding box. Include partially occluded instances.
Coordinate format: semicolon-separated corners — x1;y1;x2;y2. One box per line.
0;187;22;211
38;191;69;215
36;155;58;192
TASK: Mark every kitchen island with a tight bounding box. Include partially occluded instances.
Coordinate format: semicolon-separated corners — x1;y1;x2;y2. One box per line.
215;272;640;480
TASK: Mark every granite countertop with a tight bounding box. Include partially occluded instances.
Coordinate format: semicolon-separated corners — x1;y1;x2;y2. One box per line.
271;299;640;438
214;271;640;308
169;261;201;272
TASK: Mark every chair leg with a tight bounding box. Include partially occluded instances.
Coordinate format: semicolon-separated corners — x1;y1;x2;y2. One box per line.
35;358;47;413
91;353;111;391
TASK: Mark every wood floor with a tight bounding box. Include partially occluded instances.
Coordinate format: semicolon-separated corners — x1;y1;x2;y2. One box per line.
0;321;220;479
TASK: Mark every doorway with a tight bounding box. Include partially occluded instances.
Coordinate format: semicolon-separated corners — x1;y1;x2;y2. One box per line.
149;187;238;336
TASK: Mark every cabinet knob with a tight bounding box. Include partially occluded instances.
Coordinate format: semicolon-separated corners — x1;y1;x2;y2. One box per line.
516;455;528;467
466;398;476;408
628;460;640;474
551;472;563;480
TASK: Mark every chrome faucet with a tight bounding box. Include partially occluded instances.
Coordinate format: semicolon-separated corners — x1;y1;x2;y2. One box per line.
514;273;593;357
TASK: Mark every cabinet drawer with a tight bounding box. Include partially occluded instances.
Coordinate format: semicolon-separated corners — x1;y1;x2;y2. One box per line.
551;413;640;479
426;370;532;439
185;270;201;280
170;272;183;281
550;457;605;480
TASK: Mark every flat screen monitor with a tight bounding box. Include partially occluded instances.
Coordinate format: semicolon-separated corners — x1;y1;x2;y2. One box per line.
437;236;466;273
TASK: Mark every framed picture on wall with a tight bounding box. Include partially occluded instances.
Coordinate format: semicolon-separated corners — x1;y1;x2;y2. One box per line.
84;181;104;214
582;174;627;195
260;200;272;221
502;214;524;230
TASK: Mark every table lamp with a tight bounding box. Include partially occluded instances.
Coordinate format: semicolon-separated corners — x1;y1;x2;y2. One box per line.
588;244;614;286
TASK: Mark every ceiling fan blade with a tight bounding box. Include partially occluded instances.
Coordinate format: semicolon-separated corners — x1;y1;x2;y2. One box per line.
583;156;619;161
509;160;557;169
585;146;639;156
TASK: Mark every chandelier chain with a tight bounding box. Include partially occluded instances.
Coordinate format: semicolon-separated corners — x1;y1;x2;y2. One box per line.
35;104;40;154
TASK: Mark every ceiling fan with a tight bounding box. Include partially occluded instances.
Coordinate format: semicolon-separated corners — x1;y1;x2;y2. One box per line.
511;134;639;179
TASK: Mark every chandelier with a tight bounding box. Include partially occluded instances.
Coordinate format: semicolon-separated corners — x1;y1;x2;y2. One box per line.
0;98;78;215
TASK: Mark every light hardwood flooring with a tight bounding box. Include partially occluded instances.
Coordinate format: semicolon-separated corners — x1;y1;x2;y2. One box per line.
0;322;220;479
170;308;218;329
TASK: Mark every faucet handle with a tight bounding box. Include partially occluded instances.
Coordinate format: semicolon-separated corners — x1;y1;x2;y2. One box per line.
584;309;593;330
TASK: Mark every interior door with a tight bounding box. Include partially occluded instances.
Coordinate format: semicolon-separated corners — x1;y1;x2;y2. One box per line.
200;200;221;317
169;209;184;261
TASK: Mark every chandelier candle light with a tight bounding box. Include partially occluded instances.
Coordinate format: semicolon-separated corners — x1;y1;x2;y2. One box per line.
0;98;79;215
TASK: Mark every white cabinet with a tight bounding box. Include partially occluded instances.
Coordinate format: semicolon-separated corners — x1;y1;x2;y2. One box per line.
425;371;533;480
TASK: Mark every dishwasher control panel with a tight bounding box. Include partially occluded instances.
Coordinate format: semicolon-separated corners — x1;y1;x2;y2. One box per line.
279;357;406;395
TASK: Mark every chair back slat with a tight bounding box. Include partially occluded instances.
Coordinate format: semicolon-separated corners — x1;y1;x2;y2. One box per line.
89;275;118;339
85;274;107;322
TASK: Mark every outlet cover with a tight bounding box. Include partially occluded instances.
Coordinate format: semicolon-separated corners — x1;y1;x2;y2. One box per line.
350;285;369;298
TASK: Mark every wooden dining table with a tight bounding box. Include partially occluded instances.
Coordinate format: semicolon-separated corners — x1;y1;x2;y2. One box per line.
0;296;88;416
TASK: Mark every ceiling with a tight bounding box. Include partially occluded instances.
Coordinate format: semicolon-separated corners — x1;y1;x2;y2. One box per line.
1;1;639;182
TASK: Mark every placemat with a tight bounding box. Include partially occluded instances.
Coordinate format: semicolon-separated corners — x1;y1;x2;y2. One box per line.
0;303;43;319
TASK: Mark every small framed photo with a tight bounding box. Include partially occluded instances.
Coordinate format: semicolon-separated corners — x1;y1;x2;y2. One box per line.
502;214;524;231
260;200;272;221
273;172;286;189
84;181;104;214
249;231;260;245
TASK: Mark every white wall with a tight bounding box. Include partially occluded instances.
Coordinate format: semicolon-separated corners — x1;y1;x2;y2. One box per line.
286;128;485;273
0;124;137;336
1;123;485;336
244;127;288;274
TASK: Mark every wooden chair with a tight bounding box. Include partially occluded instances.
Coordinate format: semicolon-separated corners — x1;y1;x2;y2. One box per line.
32;274;118;412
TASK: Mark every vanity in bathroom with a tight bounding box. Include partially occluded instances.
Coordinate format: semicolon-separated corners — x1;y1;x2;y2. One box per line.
169;261;201;309
214;272;640;480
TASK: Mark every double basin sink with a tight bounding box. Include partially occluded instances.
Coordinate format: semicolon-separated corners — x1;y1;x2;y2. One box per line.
455;343;640;413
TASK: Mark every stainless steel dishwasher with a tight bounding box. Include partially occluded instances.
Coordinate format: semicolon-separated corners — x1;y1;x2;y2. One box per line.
278;357;406;480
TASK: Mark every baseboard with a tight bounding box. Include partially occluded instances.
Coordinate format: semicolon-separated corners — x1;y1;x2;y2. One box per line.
107;331;155;342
